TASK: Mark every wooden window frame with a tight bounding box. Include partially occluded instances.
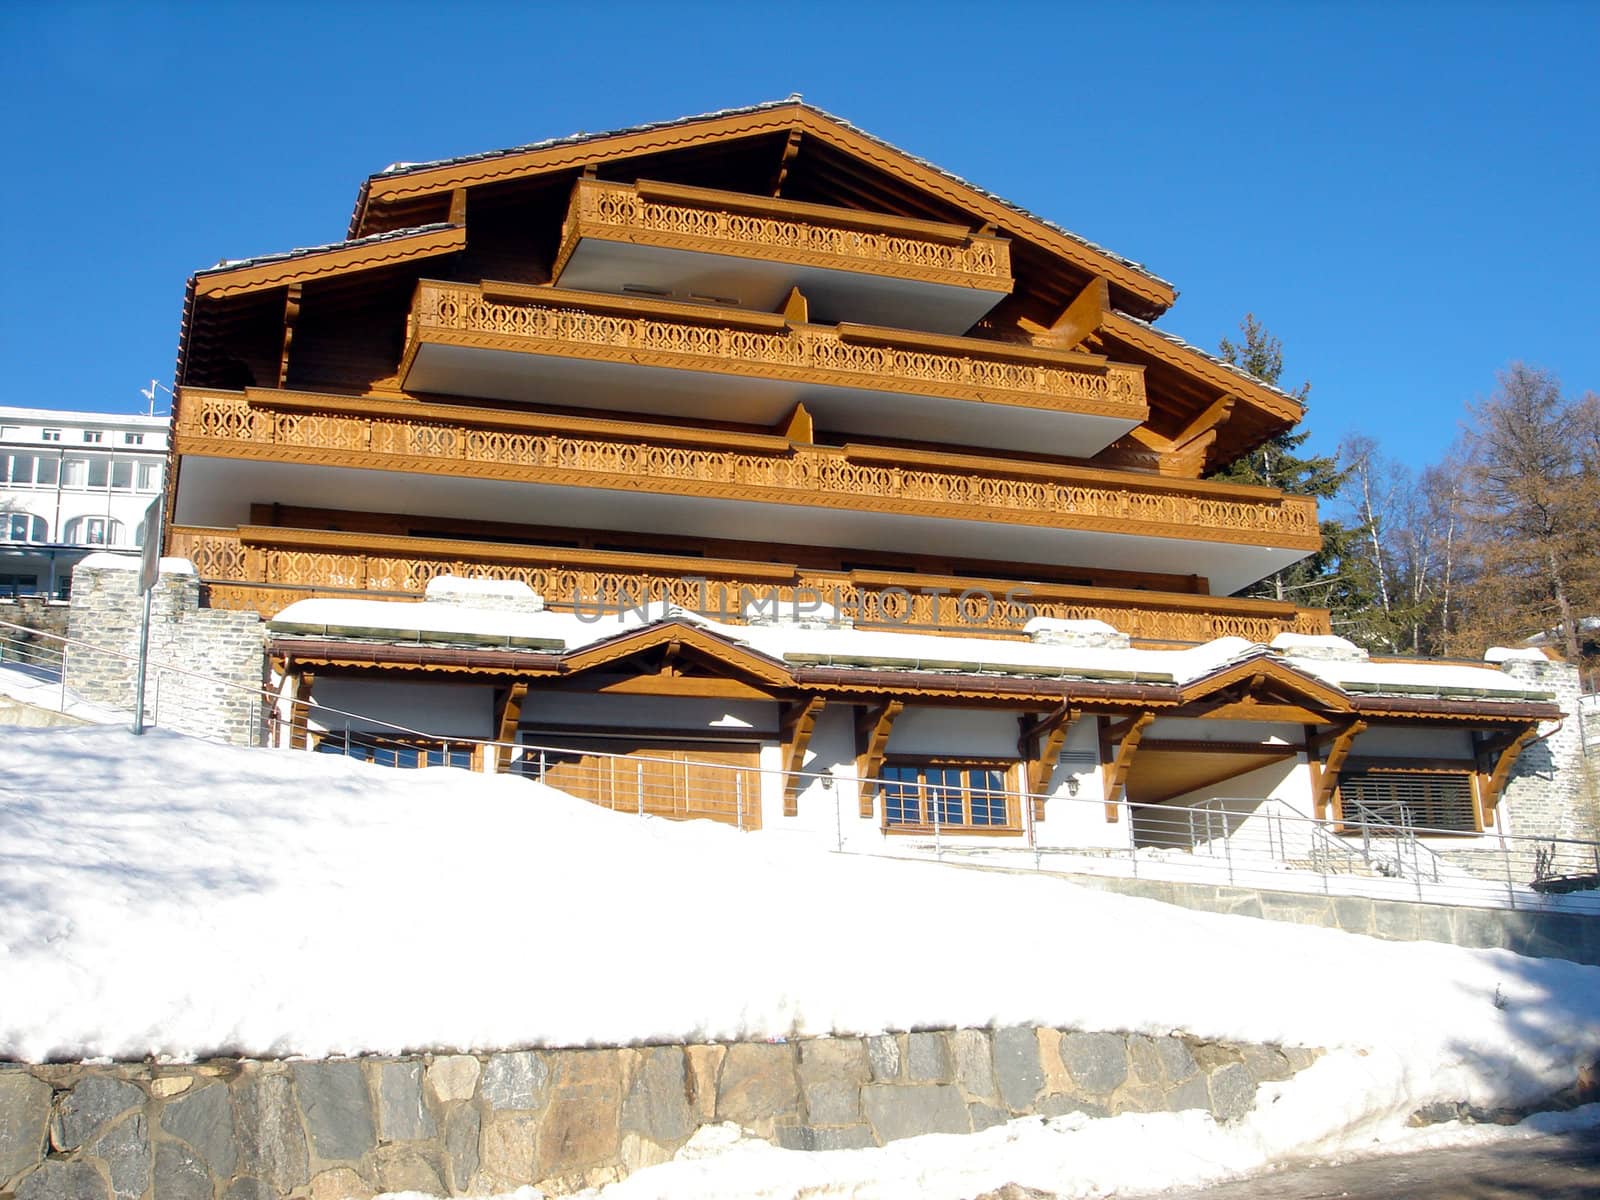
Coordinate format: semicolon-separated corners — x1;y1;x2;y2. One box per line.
312;730;476;770
878;756;1022;835
1334;764;1482;836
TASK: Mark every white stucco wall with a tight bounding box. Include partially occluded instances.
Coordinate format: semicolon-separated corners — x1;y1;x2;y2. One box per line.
307;678;494;739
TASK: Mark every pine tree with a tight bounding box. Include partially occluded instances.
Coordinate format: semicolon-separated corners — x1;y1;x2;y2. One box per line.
1208;315;1357;616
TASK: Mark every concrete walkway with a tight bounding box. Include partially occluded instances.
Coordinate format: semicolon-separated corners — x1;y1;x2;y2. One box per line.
1142;1126;1600;1199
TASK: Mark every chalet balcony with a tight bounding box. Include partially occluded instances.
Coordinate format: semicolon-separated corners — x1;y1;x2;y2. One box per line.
551;178;1013;333
167;524;1332;645
399;280;1147;459
171;388;1321;593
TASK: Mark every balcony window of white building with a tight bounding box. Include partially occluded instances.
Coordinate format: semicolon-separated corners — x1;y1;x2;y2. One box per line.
138;462;159;490
64;516;122;546
2;514;47;542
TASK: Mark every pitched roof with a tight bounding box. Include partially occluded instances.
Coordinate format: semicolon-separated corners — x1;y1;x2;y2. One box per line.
347;98;1177;314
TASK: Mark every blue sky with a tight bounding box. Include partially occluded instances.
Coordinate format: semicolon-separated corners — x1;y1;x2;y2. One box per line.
2;1;1595;469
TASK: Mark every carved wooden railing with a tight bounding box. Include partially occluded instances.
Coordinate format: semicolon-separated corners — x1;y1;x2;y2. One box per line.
403;280;1146;419
552;177;1012;291
168;526;1332;644
174;389;1320;548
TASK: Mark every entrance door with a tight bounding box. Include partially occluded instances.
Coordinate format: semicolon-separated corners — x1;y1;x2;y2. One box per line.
522;734;762;830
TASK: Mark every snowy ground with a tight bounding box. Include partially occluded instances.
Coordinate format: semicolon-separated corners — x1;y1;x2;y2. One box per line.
3;725;1599;1199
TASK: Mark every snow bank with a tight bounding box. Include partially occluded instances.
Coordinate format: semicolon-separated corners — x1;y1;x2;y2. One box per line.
2;725;1598;1196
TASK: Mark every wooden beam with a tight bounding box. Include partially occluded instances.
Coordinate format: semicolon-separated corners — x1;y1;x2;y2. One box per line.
1018;706;1077;823
448;187;468;226
856;700;903;817
494;681;528;772
771;128;803;197
289;667;315;751
1312;719;1367;817
1102;711;1154;820
777;400;814;443
589;675;777;700
781;696;827;815
277;283;302;389
779;285;809;324
1478;724;1541;819
1020;276;1108;351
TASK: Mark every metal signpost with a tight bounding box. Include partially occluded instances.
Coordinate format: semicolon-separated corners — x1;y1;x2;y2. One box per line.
131;496;163;735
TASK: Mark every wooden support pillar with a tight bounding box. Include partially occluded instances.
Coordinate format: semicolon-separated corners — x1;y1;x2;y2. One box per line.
1019;276;1108;351
1101;712;1154;821
1312;719;1367;819
777;400;814;443
448;187;468;226
493;681;529;773
780;696;827;815
780;285;809;324
771;128;802;196
855;700;903;817
1018;705;1077;824
1475;724;1540;827
277;284;302;389
289;667;315;751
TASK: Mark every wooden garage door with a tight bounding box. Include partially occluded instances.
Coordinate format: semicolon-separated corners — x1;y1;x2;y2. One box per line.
522;735;761;830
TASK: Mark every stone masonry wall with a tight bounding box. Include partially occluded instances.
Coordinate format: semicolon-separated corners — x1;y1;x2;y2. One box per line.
0;1028;1320;1199
1501;656;1598;843
64;561;265;746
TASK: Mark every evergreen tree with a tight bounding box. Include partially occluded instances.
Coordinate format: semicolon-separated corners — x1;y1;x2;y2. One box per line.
1207;315;1359;617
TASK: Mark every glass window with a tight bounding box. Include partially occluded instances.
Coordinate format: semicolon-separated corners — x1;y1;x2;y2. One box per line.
61;457;87;488
83;430;103;444
41;428;61;442
35;455;58;486
3;454;31;485
137;462;159;490
111;460;133;490
124;432;145;445
876;761;1017;830
65;516;119;545
2;514;47;542
86;459;109;489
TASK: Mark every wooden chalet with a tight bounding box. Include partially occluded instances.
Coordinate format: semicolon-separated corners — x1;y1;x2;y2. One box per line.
163;100;1559;849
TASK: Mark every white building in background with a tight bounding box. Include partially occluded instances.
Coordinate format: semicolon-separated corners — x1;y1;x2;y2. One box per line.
0;406;168;598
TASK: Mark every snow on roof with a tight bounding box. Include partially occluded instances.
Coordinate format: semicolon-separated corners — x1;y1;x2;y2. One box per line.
1484;646;1553;664
0;405;169;427
193;223;455;280
1286;655;1554;702
1113;312;1305;410
1270;633;1368;662
268;593;1560;706
362;99;1171;290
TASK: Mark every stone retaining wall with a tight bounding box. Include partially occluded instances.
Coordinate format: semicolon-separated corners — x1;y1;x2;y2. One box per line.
0;1028;1319;1199
64;561;264;747
1067;874;1600;965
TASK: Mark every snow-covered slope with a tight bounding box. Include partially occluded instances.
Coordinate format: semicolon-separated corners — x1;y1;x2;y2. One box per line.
2;726;1598;1198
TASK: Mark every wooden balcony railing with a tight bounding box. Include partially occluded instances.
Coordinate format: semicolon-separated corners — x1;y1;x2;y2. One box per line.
402;280;1146;420
168;525;1332;646
174;389;1320;550
553;177;1013;292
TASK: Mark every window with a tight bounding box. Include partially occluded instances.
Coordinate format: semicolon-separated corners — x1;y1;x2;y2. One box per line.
124;432;144;446
1339;769;1479;834
314;732;474;769
879;760;1018;831
111;460;133;490
137;462;159;490
2;514;47;542
82;430;103;444
3;454;34;485
64;516;122;546
61;457;87;488
86;459;109;489
41;428;61;442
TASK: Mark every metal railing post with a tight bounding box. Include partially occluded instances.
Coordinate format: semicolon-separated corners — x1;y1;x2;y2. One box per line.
735;772;744;832
1223;808;1234;885
932;785;942;861
1503;838;1517;909
636;759;645;819
58;643;68;712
